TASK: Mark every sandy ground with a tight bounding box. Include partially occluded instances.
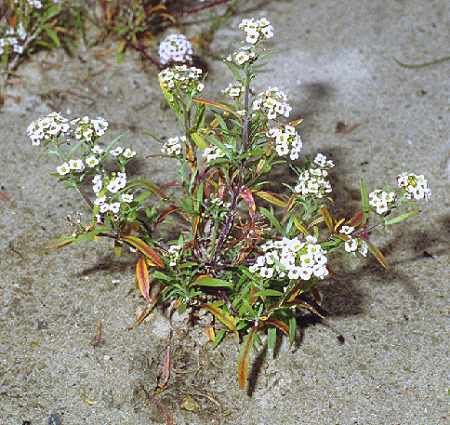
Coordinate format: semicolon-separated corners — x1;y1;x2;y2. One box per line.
1;0;449;424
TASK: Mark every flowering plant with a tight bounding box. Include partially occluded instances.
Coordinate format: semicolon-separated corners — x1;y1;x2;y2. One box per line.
29;17;430;390
0;0;83;82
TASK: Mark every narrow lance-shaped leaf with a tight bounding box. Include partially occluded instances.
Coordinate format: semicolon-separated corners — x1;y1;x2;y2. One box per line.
121;236;165;268
240;187;256;219
384;210;419;226
255;191;288;208
201;303;237;331
267;327;277;354
135;257;151;302
366;240;389;270
193;275;233;288
320;206;334;233
360;178;369;222
237;328;256;390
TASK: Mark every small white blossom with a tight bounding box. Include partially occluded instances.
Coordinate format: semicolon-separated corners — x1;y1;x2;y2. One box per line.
85;156;100;168
110;147;124;157
222;82;244;98
203;144;231;163
239;18;274;44
167;244;182;266
369;189;396;214
123;148;136;159
92;145;104;154
250;237;328;282
267;125;302;160
159;33;193;65
314;153;335;169
226;46;257;66
252;87;292;120
27;112;70;146
339;225;354;235
68;159;85;172
159;65;204;94
92;175;103;194
121;193;133;203
71;116;108;142
56;162;70;176
397;172;431;201
162;136;185;156
294;154;334;199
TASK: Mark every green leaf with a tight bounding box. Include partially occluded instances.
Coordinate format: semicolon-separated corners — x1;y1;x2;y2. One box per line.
191;132;208;149
260;207;284;234
45;27;60;47
288;317;297;345
360;178;369;222
201;303;237;331
153;271;171;281
212;329;226;348
255;289;283;297
193;276;233;288
384;210;419;225
267;327;277;354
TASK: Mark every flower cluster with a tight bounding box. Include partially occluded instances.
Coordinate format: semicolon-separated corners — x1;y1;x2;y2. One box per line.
294;153;334;199
249;236;328;281
26;112;70;146
56;159;84;176
368;189;396;214
239;17;274;44
71;116;109;143
339;225;368;256
397;172;431;201
222;82;244;98
226;46;256;66
159;33;193;65
110;146;136;159
167;244;182;267
161;136;185;156
252;87;292;120
158;65;204;94
92;172;133;217
267;125;302;160
203;144;229;163
0;23;27;56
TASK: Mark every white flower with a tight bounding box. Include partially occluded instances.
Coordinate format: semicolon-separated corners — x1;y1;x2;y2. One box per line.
222;82;244;98
159;33;193;65
92;175;103;194
397;172;431;201
250;236;328;282
226;46;257;66
109;202;121;214
123;148;136;159
339;225;354;235
56;162;70;176
92;145;104;154
27;112;70;146
121;193;133;203
344;238;358;253
314;153;335;169
267;125;302;160
239;18;274;44
369;189;396;215
68;159;85;172
110;147;123;157
252;87;292;120
85;156;100;168
203;144;230;163
358;240;368;257
162;136;185;156
167;244;182;266
72;116;108;142
158;65;203;94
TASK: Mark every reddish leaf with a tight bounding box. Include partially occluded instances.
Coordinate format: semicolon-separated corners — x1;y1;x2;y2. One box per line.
121;236;165;268
237;328;256;390
136;257;151;302
263;319;289;335
240;187;256;219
